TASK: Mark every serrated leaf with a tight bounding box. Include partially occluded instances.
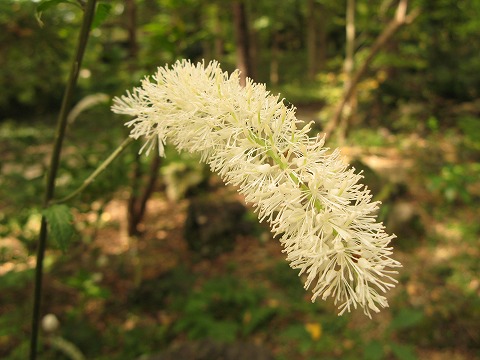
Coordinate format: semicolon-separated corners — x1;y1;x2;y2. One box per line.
91;3;112;29
43;204;75;253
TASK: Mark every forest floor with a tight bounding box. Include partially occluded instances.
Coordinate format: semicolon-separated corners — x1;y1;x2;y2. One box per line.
0;106;479;359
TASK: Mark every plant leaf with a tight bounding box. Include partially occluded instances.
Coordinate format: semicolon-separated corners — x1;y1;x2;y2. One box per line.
389;308;424;331
35;0;81;27
43;204;75;253
91;3;112;29
363;340;384;360
37;0;70;13
391;343;418;360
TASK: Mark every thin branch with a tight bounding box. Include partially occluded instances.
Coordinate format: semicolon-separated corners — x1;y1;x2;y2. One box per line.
137;155;162;226
323;0;420;138
30;1;97;359
51;137;134;205
127;154;162;236
128;151;142;235
338;0;356;143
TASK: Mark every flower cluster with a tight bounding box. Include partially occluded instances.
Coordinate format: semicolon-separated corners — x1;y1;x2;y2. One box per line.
112;60;401;317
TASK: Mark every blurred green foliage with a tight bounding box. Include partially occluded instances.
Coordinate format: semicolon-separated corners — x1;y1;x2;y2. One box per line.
1;0;480;359
172;276;276;341
428;162;480;204
0;1;74;115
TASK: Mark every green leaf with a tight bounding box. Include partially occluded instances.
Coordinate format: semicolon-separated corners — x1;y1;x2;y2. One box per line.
91;3;112;29
43;204;75;253
389;308;424;331
363;340;384;360
391;343;418;360
37;0;77;12
242;307;277;335
35;0;81;27
207;320;238;342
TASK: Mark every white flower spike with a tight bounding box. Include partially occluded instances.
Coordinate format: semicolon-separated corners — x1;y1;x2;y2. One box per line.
112;60;401;317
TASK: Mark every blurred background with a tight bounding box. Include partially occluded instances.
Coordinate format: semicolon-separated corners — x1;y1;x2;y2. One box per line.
0;0;479;359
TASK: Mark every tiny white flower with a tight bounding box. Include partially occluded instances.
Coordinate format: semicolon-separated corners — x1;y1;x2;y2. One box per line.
357;257;371;269
112;60;402;317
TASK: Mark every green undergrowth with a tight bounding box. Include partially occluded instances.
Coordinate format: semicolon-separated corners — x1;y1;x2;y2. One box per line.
1;113;479;359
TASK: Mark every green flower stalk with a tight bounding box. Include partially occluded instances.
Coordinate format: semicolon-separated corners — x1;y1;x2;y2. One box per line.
112;60;401;317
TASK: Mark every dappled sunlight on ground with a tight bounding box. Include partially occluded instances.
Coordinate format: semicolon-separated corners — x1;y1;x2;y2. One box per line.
1;109;478;359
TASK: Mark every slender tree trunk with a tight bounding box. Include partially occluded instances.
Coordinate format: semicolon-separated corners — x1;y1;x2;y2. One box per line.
307;0;327;79
233;0;252;86
317;4;327;71
344;0;355;86
127;153;162;236
126;0;138;61
249;8;258;81
127;152;141;236
323;0;419;138
125;0;163;238
125;0;164;239
270;32;280;85
306;0;317;80
201;5;221;63
126;0;141;237
213;5;224;59
338;0;356;142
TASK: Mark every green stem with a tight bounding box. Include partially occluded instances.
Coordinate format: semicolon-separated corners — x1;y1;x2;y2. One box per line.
52;137;134;205
250;130;323;212
30;1;97;359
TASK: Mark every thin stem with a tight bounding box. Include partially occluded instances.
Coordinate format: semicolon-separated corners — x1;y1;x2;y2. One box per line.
127;151;142;235
52;137;134;205
30;217;48;360
45;1;97;204
249;130;323;212
30;1;97;359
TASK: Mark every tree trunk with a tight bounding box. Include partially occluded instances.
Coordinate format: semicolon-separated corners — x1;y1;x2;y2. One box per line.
270;32;280;85
306;0;327;79
127;153;162;236
233;0;252;86
125;0;138;62
338;0;356;142
125;0;162;238
202;4;224;62
323;0;419;138
306;0;317;80
317;4;327;72
213;5;224;60
248;9;258;81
